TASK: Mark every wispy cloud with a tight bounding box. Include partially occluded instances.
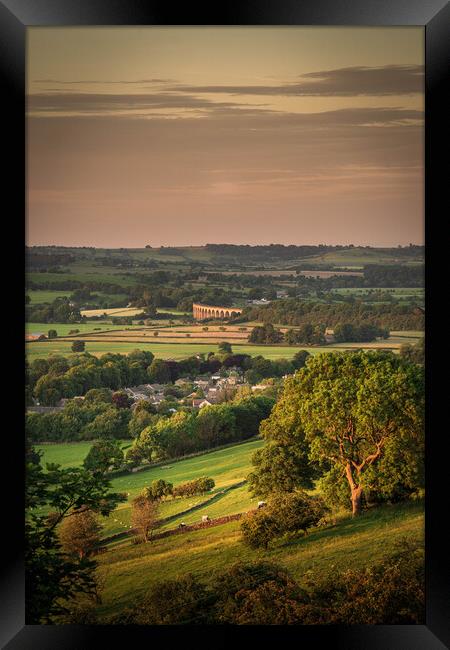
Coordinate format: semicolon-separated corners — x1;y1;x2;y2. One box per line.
169;65;424;97
34;78;175;84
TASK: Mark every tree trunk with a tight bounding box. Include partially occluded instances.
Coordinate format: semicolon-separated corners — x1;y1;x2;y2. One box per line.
345;463;364;517
351;485;363;516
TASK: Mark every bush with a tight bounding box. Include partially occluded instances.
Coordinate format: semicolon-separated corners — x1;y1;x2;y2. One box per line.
142;479;173;501
241;490;327;549
240;509;280;550
106;574;210;624
211;561;307;625
173;476;215;498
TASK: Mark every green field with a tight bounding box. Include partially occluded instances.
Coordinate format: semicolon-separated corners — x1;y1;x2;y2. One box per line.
27;290;71;304
303;247;423;267
25;333;422;362
38;438;265;539
26;322;125;336
25;340;308;361
27;290;130;305
36;440;131;470
96;499;424;618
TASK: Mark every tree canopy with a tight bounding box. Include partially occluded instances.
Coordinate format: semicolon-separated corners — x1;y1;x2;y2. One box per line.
249;351;424;515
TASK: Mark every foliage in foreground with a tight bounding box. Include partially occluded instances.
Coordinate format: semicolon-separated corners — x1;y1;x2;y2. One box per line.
25;445;126;624
102;541;424;625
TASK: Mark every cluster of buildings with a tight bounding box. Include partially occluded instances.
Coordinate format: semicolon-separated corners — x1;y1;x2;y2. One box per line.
28;369;274;414
125;368;250;410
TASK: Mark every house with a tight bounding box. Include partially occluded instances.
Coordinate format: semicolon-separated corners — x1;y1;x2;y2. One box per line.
26;332;47;341
193;379;210;391
175;378;191;387
325;328;335;343
251;383;271;392
146;383;166;393
204;391;221;404
124;387;151;402
248;298;271;305
192;398;212;409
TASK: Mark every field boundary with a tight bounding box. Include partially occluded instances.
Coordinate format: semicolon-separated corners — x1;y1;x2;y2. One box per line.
100;480;248;546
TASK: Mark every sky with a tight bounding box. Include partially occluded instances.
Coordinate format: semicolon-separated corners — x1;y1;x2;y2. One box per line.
26;27;424;248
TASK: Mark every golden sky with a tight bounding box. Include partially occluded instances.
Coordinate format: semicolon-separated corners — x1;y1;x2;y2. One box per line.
27;27;424;247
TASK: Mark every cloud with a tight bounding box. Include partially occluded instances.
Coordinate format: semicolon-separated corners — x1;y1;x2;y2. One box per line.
169;65;424;97
34;78;175;84
27;91;246;115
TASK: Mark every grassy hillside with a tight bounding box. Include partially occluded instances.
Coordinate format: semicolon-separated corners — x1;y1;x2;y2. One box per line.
38;438;265;539
96;499;424;619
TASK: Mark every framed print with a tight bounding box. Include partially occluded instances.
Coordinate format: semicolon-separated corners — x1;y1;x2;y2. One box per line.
1;0;449;648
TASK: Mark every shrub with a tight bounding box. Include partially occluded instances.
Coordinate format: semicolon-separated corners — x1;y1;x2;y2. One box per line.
240;509;280;550
241;490;327;549
106;574;210;624
211;561;307;625
173;476;215;498
142;479;173;501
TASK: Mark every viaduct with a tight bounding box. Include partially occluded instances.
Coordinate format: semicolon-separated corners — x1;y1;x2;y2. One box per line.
193;302;243;321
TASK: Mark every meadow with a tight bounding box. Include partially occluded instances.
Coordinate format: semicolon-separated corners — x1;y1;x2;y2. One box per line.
38;438;265;539
25;330;422;362
96;499;424;618
36;440;131;470
26;322;124;336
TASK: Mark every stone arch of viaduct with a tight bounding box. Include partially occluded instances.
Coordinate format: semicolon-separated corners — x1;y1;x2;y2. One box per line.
193;302;243;321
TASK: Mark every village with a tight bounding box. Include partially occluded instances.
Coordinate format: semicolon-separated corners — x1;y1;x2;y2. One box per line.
27;364;273;414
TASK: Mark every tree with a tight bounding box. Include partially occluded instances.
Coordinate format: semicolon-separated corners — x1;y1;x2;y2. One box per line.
248;442;315;498
71;340;85;353
59;509;102;559
142;479;173;501
83;439;124;474
218;341;232;354
291;349;310;370
128;405;157;438
147;358;171;384
400;337;424;365
112;390;133;409
248;323;283;344
25;447;126;623
84;388;113;404
131;495;159;542
288;351;424;515
48;329;58;339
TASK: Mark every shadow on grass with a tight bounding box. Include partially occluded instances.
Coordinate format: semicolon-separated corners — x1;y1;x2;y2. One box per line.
273;499;424;552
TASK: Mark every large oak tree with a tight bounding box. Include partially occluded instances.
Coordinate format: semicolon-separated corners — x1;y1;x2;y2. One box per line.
250;351;424;516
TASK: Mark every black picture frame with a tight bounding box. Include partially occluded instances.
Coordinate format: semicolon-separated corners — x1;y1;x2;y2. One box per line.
2;1;448;647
